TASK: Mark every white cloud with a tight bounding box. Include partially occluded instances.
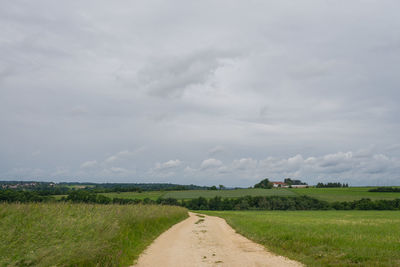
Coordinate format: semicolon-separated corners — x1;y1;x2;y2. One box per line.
105;148;144;163
232;158;258;170
155;159;182;171
80;160;97;169
200;158;223;170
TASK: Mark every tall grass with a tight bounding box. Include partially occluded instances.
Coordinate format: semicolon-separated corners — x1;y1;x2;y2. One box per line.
203;210;400;267
0;203;187;266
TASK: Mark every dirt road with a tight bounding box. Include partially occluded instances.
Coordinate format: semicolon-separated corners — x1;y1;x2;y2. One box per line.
133;212;302;267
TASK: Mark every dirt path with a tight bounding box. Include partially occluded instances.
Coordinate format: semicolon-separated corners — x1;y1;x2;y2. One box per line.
133;212;302;267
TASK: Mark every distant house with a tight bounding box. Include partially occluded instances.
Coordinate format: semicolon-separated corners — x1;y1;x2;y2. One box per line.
271;182;288;188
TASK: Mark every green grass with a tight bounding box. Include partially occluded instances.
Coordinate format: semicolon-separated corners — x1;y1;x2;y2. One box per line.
0;203;187;266
53;194;67;200
289;187;400;202
162;188;296;199
99;191;166;200
62;184;95;189
203;210;400;267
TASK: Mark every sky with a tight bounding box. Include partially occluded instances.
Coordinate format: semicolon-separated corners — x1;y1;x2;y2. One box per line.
1;0;400;187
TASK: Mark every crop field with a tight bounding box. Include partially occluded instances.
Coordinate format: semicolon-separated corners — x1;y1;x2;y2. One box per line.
162;188;296;199
62;184;96;189
100;191;166;200
0;203;187;266
289;187;400;202
203;210;400;267
55;187;400;203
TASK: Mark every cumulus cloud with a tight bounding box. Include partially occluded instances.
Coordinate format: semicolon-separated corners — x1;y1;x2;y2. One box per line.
255;151;400;185
80;160;98;169
105;150;131;163
232;158;258;170
200;158;223;170
155;159;182;171
104;148;145;163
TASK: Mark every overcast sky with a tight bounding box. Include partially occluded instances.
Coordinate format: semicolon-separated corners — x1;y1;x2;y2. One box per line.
1;0;400;186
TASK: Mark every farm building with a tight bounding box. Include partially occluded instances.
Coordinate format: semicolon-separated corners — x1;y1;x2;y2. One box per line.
271;182;288;188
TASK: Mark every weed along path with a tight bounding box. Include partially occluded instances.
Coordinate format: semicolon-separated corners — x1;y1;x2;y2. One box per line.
133;212;302;267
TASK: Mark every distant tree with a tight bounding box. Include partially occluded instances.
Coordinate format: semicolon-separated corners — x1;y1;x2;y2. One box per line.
219;184;225;190
209;185;217;190
316;182;345;188
254;178;273;189
284;178;293;185
284;178;307;185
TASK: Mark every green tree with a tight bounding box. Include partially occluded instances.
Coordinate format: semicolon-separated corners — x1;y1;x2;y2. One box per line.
254;178;273;189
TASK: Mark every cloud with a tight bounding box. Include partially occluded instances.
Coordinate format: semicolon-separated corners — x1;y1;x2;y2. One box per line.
105;148;144;163
256;151;400;185
155;159;182;171
80;160;98;169
138;50;233;98
69;106;89;116
105;151;132;163
232;158;258;170
208;145;224;156
110;167;128;173
31;150;41;156
200;158;223;170
1;1;400;186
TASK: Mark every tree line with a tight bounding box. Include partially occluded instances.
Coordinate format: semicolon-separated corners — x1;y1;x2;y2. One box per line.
0;182;213;195
369;187;400;192
2;189;400;211
316;182;349;188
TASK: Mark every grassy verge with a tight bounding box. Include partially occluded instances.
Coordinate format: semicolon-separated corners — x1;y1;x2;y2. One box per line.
0;203;187;266
202;210;400;267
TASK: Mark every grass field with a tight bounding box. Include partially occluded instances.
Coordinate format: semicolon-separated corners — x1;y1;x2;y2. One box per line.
54;187;400;203
0;203;187;266
203;210;400;267
100;191;166;200
289;187;400;202
162;188;296;199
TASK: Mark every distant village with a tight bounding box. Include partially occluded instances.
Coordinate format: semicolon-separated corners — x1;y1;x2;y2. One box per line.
0;181;55;189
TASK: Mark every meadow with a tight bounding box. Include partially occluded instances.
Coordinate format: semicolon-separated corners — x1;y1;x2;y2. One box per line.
0;203;187;266
202;210;400;267
99;191;166;200
53;187;400;203
162;188;296;199
289;187;400;202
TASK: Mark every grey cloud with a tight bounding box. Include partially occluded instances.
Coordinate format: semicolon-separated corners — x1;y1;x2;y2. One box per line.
80;160;98;169
208;146;224;156
1;0;400;186
138;50;234;98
